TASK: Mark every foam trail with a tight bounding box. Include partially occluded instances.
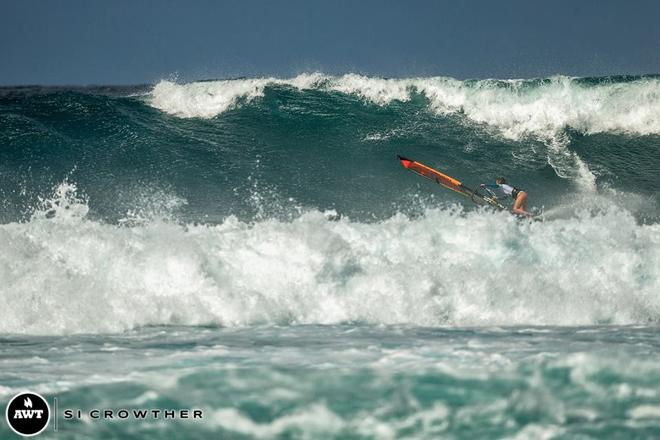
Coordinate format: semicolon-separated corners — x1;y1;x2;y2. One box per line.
545;134;597;192
1;183;659;335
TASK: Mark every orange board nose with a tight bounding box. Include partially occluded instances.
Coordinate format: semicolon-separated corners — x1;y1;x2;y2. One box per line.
397;155;412;168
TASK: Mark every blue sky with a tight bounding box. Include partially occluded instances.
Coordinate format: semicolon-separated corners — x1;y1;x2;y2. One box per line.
1;0;659;85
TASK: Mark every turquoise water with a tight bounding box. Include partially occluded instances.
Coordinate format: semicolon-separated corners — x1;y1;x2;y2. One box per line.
1;73;660;438
3;326;660;439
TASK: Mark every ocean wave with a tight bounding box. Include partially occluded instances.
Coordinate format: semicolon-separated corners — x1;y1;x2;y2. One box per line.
147;74;660;193
1;183;659;335
148;73;660;140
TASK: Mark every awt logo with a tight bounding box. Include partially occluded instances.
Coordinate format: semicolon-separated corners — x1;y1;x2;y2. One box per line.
5;392;50;436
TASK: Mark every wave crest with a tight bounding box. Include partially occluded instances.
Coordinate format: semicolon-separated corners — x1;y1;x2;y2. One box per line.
148;74;660;140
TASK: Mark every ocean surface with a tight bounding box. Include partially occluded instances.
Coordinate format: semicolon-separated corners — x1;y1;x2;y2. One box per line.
1;73;659;438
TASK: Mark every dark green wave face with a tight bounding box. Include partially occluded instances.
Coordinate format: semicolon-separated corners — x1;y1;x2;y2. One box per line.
1;74;659;224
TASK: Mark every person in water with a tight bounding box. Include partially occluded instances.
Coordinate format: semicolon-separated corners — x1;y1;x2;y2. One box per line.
480;177;533;217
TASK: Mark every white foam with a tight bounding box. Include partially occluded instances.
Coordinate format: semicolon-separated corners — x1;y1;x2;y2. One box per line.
506;424;566;440
329;73;412;105
628;405;660;419
210;402;452;439
210;404;345;438
1;183;659;335
149;78;275;118
148;73;325;119
412;76;660;139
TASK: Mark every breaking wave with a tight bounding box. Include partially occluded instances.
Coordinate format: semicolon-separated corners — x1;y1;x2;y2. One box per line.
149;73;660;193
1;183;659;335
149;73;660;139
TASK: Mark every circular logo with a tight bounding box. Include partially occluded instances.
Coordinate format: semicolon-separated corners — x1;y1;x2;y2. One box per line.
5;392;50;437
